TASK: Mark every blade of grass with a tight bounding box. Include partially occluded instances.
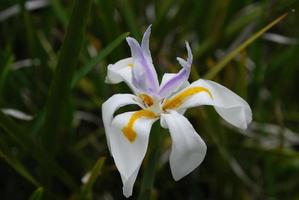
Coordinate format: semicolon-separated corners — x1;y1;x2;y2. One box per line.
224;5;263;37
194;4;262;60
0;145;39;186
42;0;93;154
236;50;248;99
18;0;37;57
198;108;259;192
50;0;68;28
71;32;129;88
154;0;176;28
0;52;13;103
118;0;141;39
94;0;121;43
29;187;44;200
138;125;164;200
204;12;289;79
79;157;106;200
0;111;77;190
203;0;231;43
36;31;57;69
18;0;49;100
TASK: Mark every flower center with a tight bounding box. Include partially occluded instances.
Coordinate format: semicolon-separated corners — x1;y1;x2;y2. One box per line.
139;94;154;107
122;87;212;142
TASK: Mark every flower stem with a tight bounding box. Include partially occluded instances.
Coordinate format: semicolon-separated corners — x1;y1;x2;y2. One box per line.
137;126;163;200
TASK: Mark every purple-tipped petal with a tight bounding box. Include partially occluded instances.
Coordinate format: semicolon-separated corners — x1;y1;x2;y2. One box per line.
158;42;193;98
126;37;143;58
158;69;189;98
141;25;152;62
126;37;145;90
126;29;159;94
176;57;188;69
186;41;193;65
176;42;193;69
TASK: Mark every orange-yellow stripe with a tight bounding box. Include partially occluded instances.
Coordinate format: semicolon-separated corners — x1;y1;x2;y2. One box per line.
162;86;213;110
122;110;157;142
139;94;154;107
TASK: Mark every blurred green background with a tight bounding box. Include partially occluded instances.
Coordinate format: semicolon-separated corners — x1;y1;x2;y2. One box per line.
0;0;299;199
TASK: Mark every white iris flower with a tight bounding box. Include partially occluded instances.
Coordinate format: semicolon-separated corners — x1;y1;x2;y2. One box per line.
102;25;252;197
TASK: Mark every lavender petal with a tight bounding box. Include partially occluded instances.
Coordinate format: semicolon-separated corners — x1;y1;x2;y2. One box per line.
141;25;153;62
158;42;193;98
158;69;189;98
126;33;159;94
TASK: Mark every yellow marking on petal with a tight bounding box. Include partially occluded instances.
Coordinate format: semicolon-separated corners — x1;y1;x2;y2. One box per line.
139;94;154;107
122;110;157;142
163;86;213;110
128;63;133;68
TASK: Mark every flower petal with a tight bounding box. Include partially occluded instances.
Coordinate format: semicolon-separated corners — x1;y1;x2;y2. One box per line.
101;94;143;151
159;73;190;98
126;27;159;94
158;42;193;98
105;58;138;93
121;168;139;197
141;25;153;63
110;110;158;197
166;79;252;129
161;111;207;181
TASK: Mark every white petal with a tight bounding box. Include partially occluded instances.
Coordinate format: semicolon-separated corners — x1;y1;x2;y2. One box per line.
121;168;139;198
110;111;158;197
161;111;207;181
173;79;252;129
101;94;143;152
105;58;137;93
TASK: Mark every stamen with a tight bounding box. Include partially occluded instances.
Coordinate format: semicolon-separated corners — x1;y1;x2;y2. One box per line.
122;110;157;142
139;94;154;107
162;86;213;110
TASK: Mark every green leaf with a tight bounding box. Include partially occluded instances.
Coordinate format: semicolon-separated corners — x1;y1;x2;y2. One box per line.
50;0;68;28
42;0;93;154
204;12;289;79
199;108;258;191
18;0;37;57
71;32;130;88
0;142;39;186
94;0;122;43
118;0;141;39
79;157;106;200
29;187;44;200
0;52;13;102
0;111;77;190
138;125;165;200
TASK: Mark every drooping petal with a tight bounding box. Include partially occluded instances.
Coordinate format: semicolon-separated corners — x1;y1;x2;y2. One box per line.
158;42;193;98
110;110;158;197
163;79;252;129
121;168;139;197
126;28;159;94
161;111;207;181
105;58;138;93
101;94;143;151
